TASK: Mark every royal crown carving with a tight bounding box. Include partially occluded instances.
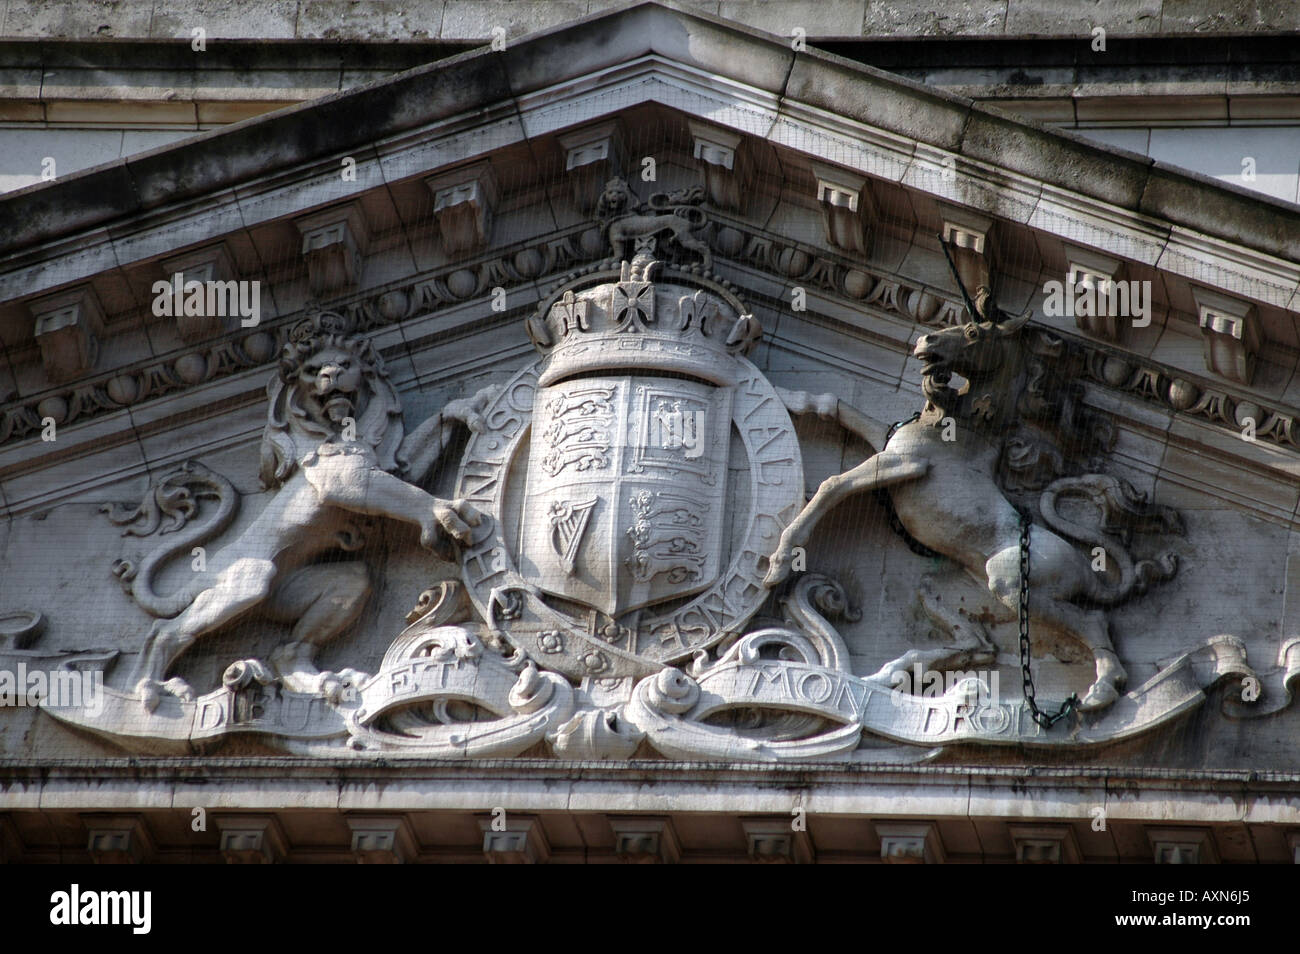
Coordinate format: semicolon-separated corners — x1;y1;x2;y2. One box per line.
525;254;761;387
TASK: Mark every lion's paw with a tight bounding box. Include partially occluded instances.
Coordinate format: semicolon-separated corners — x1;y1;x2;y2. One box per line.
426;498;482;550
317;668;370;705
136;677;195;713
274;654;369;703
443;385;501;434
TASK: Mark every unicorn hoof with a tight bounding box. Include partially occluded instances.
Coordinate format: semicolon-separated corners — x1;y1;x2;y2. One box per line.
1078;680;1120;712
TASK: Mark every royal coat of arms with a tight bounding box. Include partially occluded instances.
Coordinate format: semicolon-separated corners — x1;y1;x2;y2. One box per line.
37;179;1289;762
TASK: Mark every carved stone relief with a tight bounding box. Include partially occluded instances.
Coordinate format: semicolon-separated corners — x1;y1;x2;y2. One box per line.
13;178;1300;763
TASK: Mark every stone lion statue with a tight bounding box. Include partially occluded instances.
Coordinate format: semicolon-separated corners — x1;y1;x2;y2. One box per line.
596;177;711;267
114;310;493;711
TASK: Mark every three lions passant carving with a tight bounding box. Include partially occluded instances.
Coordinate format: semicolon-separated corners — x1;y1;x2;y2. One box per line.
111;311;494;710
767;293;1182;712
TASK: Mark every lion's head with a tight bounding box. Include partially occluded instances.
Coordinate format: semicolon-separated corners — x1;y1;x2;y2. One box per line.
259;311;405;489
595;177;638;222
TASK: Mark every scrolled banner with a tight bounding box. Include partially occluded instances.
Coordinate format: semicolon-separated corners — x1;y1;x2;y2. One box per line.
344;648;575;758
626;635;1260;759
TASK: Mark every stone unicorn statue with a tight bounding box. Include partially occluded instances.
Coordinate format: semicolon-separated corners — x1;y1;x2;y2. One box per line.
767;290;1181;712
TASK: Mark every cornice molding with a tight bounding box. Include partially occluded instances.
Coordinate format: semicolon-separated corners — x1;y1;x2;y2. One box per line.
2;5;1300;315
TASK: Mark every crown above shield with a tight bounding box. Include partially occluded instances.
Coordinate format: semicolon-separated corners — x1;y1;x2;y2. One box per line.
526;179;762;386
526;247;763;387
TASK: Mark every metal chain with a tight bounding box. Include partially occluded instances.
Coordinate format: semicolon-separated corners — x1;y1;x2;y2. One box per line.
1018;510;1079;728
883;414;1077;726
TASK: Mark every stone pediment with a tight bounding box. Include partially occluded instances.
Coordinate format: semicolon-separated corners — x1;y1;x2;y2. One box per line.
1;1;1299;776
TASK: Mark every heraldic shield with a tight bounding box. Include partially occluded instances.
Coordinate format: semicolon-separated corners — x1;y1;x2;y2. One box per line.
453;246;805;681
520;375;734;617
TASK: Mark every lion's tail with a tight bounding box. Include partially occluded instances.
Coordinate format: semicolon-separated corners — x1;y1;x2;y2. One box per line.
1037;474;1182;607
103;461;240;618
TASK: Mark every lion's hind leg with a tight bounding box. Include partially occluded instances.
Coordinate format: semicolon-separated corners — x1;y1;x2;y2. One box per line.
131;620;199;712
266;561;371;700
132;557;278;710
677;228;712;267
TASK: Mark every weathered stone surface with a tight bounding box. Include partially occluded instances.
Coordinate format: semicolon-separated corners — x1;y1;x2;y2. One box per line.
2;1;1299;285
1;0;1299;864
148;0;299;39
863;0;1008;36
297;0;446;40
441;0;588;41
718;0;866;36
1140;161;1300;264
784;51;971;153
1005;0;1163;36
1160;0;1298;32
2;0;154;39
5;0;1299;42
499;2;796;100
962;106;1155;209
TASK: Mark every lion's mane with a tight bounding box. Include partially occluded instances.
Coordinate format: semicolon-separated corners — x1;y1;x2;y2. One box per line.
258;314;406;489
